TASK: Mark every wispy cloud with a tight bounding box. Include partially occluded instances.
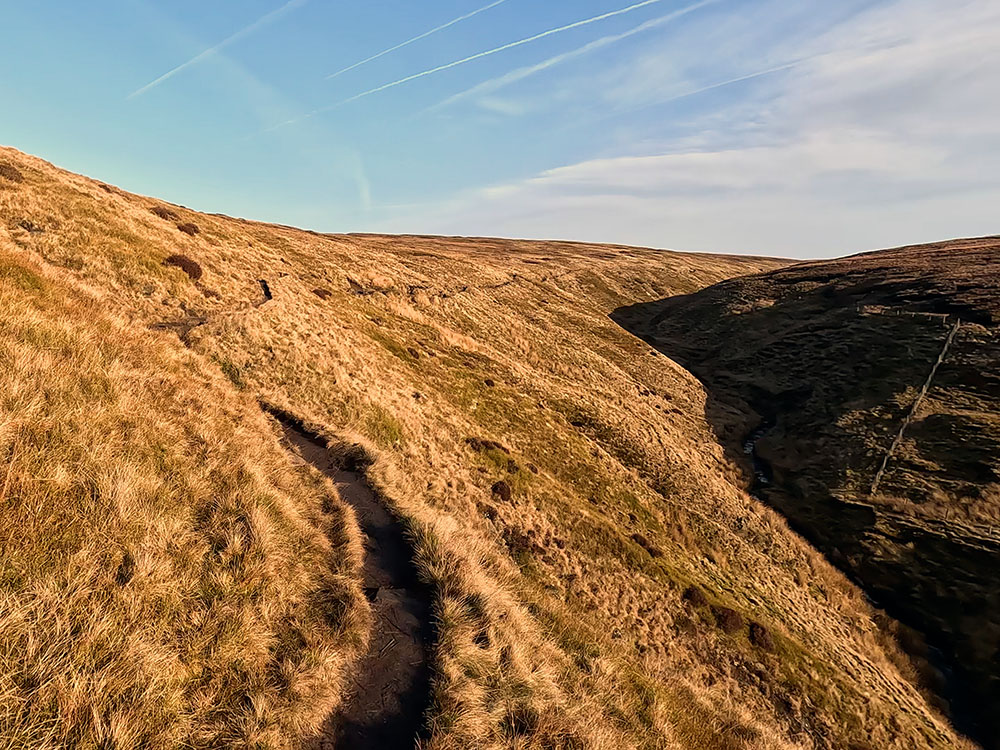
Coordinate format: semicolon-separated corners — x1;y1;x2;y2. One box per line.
128;0;309;99
326;0;511;80
425;0;717;114
380;0;1000;256
265;0;703;132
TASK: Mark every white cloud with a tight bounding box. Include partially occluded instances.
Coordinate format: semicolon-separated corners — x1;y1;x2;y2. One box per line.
390;0;1000;257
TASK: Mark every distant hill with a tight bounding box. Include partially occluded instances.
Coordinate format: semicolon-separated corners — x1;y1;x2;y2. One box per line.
0;144;976;749
614;237;1000;746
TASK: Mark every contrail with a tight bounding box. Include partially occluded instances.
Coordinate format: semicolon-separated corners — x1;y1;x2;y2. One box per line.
339;0;674;105
426;0;717;113
128;0;309;99
264;0;680;131
656;59;804;104
326;0;511;80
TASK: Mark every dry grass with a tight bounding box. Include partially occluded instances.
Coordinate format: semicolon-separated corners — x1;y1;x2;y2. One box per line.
0;144;975;749
0;249;368;748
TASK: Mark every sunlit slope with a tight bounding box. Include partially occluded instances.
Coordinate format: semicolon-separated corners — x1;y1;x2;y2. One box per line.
0;145;972;749
0;248;367;748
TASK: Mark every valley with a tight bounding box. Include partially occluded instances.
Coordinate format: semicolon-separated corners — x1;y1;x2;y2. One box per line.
0;146;989;749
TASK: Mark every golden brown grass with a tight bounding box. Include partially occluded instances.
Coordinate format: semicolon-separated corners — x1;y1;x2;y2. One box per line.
0;144;975;749
0;249;368;748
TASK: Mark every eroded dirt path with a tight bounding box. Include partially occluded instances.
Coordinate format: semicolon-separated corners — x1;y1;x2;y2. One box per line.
275;415;433;749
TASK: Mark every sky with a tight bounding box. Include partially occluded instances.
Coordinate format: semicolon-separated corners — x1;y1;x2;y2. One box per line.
2;0;998;258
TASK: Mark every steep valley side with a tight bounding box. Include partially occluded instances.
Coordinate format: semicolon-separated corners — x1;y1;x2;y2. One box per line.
613;237;1000;747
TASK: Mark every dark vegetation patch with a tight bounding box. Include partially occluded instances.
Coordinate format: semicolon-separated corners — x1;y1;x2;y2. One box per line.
749;622;775;651
0;262;46;294
712;606;745;635
116;552;136;586
177;222;200;236
216;358;246;390
163;254;203;281
502;704;541;738
0;163;24;183
258;279;272;301
492;480;513;503
150;205;179;221
312;288;332;300
466;437;511;454
18;220;44;234
630;532;663;558
502;527;541;564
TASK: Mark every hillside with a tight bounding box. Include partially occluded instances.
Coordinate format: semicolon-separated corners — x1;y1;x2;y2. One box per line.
0;235;368;746
613;237;1000;746
0;145;976;749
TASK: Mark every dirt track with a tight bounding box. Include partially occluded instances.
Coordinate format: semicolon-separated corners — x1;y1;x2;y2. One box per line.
277;417;433;749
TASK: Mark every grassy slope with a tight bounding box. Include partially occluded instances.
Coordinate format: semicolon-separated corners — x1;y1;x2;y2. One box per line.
0;146;971;749
0;248;368;748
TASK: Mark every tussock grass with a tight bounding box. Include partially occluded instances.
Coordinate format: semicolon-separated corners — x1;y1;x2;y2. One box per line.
0;250;367;748
163;253;203;281
0;144;975;749
0;163;23;184
150;205;179;221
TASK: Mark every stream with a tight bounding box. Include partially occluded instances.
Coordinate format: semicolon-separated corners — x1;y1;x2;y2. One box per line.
742;416;775;497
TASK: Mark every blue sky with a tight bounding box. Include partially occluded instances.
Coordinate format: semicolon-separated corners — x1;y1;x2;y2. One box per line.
2;0;998;257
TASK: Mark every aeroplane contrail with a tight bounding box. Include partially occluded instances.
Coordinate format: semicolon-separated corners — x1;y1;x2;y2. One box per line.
337;0;676;105
326;0;512;80
425;0;717;114
128;0;310;99
263;0;682;131
659;59;804;104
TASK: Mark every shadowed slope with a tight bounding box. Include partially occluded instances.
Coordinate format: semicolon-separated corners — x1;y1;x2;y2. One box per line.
612;237;1000;747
